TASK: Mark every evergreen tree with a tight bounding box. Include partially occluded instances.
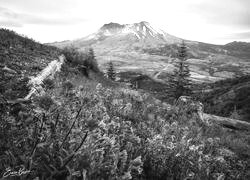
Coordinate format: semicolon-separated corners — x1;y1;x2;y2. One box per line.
106;61;116;81
168;41;192;99
229;106;242;120
85;48;99;72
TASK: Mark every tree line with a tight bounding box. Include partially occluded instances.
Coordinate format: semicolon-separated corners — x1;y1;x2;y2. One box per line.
106;41;192;100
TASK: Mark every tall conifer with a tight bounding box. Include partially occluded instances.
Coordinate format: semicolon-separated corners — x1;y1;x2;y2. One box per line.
168;41;192;99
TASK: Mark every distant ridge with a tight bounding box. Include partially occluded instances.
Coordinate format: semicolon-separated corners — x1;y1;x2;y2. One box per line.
49;21;250;83
50;21;182;49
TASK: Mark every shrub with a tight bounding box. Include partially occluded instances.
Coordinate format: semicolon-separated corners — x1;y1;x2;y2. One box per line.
62;81;74;94
35;94;54;111
62;47;87;66
0;81;249;180
62;47;99;73
42;78;55;90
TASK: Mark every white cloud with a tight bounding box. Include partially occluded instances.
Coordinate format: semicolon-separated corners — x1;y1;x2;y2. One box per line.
0;0;249;44
0;6;87;26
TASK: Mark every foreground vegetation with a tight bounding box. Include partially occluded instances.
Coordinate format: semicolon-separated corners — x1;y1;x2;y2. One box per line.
1;31;250;179
1;60;250;180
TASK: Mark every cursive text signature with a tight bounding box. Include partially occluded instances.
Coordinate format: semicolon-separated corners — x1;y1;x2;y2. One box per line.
3;166;31;178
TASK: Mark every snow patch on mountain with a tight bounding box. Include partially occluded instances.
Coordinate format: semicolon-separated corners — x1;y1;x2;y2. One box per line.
142;26;147;36
133;32;141;39
82;21;181;43
50;21;182;49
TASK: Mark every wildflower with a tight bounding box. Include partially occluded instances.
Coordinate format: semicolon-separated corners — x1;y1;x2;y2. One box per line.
214;173;225;180
120;150;128;164
126;142;133;151
131;156;142;167
112;99;124;106
133;135;141;144
187;138;193;144
216;156;225;163
109;137;116;146
167;142;175;150
122;172;132;180
103;113;110;122
125;121;131;126
112;99;119;106
142;93;149;100
187;171;195;178
204;155;211;161
137;167;143;174
96;83;102;92
163;122;170;129
133;94;143;102
123;103;132;115
189;145;199;151
98;120;107;130
171;122;178;127
171;135;176;141
198;155;202;170
79;85;84;91
214;137;220;143
219;148;235;157
153;134;163;141
189;144;203;151
105;88;112;96
108;120;120;129
207;138;213;144
146;104;154;108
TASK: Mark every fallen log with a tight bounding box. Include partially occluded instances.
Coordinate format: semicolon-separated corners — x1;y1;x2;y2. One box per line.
175;96;250;131
203;113;250;131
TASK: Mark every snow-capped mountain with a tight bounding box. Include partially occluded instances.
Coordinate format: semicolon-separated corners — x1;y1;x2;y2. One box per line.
51;21;182;49
50;21;250;83
91;21;181;43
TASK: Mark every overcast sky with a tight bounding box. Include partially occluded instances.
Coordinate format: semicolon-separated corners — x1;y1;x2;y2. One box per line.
0;0;249;44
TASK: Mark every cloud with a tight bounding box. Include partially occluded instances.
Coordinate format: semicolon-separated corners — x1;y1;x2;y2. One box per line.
0;6;86;27
0;20;22;27
223;31;250;40
1;0;249;44
187;0;250;29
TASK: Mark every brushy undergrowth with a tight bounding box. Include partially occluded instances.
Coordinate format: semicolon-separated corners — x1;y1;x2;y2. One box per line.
1;77;250;179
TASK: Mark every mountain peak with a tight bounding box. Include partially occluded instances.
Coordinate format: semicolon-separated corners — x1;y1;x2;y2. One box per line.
98;21;166;40
138;21;150;25
101;21;150;29
101;22;124;30
53;21;182;48
131;21;152;31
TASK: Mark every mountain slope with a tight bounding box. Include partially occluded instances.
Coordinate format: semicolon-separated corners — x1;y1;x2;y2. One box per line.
52;21;182;49
0;28;60;100
50;21;250;83
195;75;250;122
224;41;250;59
